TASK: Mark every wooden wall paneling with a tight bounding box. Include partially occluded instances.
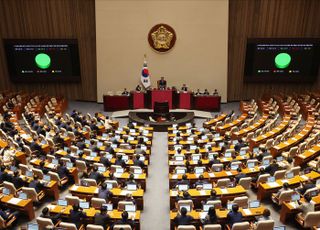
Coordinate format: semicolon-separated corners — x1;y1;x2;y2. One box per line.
228;0;320;101
0;0;97;101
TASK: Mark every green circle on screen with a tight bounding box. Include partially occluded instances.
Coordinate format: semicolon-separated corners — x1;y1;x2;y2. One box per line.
35;53;51;69
275;53;291;69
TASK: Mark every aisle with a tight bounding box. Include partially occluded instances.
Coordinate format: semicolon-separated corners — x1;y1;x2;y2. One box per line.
140;132;170;230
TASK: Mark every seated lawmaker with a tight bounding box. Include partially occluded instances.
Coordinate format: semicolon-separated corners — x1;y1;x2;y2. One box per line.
181;84;188;92
94;206;111;230
157;77;167;90
227;204;243;227
113;211;135;229
122;88;130;96
133;155;145;168
29;175;44;193
98;183;113;202
201;206;217;225
174;207;194;226
89;166;104;184
70;205;87;229
40;207;61;225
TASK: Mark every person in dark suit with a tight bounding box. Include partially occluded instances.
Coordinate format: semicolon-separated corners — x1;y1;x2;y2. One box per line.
201;206;217;225
264;160;279;176
0;165;9;183
70;205;87;228
226;204;243;227
203;89;210;95
133;155;145;168
11;171;24;190
40;207;61;225
98;183;113;201
113;211;135;229
94;206;110;229
176;191;192;203
194;175;208;188
209;155;220;167
175;174;190;188
135;84;142;92
234;139;246;152
158;77;167;90
89;166;104;184
298;179;316;195
235;167;246;183
203;189;218;204
115;155;126;168
29;175;44;193
174;207;194;226
181;84;188;92
99;152;111;168
57;160;69;179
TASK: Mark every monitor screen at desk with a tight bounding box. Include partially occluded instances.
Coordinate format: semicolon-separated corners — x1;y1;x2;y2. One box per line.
176;169;186;174
43;175;51;182
27;223;39;230
98;167;106;173
2;188;10;195
127;184;137;191
203;204;214;212
249;200;260;208
273;226;286;230
247;162;255;168
231;165;239;171
178;184;189;191
195;167;204;174
66;162;73;169
203;183;213;190
291;194;300;201
57;199;67;206
19;192;27;200
267;177;276;183
125;204;136;212
79;201;90;209
26;171;33;177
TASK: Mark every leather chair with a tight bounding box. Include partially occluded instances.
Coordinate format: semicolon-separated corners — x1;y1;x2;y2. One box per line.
295;211;320;228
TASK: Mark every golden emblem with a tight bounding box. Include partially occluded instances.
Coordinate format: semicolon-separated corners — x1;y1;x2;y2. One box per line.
151;25;173;49
148;24;176;53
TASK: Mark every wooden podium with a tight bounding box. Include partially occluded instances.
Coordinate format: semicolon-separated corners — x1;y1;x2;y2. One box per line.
151;89;173;109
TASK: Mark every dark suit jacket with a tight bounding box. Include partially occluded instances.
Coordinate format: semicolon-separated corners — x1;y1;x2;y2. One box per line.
100;156;111;167
12;176;25;189
174;214;194;226
113;219;135;229
226;211;243;227
70;210;86;228
133;159;145;168
94;213;110;229
265;163;279;176
57;166;69;178
29;180;43;193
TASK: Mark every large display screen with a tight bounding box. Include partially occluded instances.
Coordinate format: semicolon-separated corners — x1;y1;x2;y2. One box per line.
4;39;81;82
244;38;320;83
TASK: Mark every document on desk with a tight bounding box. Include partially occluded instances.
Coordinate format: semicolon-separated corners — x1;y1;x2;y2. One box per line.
300;175;309;180
267;182;280;187
242;209;252;215
289;202;299;209
200;212;207;219
220;188;228;194
71;185;79;191
114;173;122;178
199;190;207;195
226;171;232;176
171;190;178;196
208;173;215;177
120;190;132;196
8;198;21;205
171;174;178;179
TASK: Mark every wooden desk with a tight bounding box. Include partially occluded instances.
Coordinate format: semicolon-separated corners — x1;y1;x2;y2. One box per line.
216;114;248;135
103;171;147;191
48;204;141;230
295;144;320;166
257;171;320;201
203;114;227;128
69;185;144;210
169;186;246;209
280;195;320;223
168;147;221;156
169;171;238;189
250;115;290;149
232;114;269;139
15;151;27;165
0;195;34;220
169;206;265;230
270;117;315;157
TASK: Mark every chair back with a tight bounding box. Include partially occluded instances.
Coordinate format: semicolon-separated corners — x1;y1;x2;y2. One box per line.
22;187;39;202
231;221;250;230
304;211;320;228
290;166;300;176
233;196;248;208
36;217;54;229
117;201;135;211
105;180;118;188
76;160;87;173
19;163;29;175
113;225;132;230
239;177;252;190
59;222;77;230
86;224;104;230
3;181;17;195
278;190;294;204
216;178;230;187
82;178;97;187
65;195;80;206
0;216;5;229
32;168;44;179
177;225;196;230
177;199;193;212
256;174;271;187
254;220;274;230
91;197;106;209
274;170;286;180
211;164;223;172
206;200;221;209
203;224;221;230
